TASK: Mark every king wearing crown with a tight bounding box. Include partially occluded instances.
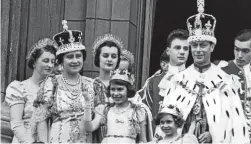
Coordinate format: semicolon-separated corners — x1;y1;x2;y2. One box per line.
159;0;250;143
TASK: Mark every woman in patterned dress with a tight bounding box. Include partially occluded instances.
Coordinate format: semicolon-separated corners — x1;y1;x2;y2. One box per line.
5;38;57;143
33;20;94;143
82;69;147;143
92;33;124;106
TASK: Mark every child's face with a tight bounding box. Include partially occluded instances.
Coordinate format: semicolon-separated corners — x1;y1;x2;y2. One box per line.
160;114;178;136
110;83;128;104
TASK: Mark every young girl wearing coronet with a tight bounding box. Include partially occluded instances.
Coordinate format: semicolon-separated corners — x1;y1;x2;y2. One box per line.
82;69;147;143
153;104;198;143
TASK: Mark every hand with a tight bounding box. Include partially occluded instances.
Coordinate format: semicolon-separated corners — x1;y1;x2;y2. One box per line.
81;83;90;102
198;132;212;143
188;121;196;134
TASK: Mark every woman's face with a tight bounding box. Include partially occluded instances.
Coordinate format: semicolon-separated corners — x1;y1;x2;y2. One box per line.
99;46;119;71
62;50;83;75
160;114;178;137
110;83;128;104
33;51;55;76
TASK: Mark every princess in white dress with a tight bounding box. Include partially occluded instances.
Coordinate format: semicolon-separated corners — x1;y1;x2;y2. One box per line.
82;69;147;143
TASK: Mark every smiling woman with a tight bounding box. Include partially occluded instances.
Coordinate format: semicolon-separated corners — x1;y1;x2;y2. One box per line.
32;20;95;143
5;38;57;143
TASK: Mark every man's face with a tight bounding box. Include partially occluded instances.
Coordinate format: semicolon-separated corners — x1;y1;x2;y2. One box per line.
234;40;251;67
167;39;189;66
190;41;214;66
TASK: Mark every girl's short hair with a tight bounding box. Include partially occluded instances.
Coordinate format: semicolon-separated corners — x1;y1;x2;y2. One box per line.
107;79;135;98
56;50;86;64
94;41;121;68
155;113;184;128
28;45;57;69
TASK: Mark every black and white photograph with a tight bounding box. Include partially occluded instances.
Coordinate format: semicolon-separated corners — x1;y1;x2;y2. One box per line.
1;0;251;143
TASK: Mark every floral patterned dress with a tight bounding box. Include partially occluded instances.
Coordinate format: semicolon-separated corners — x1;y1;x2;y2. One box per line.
95;102;146;143
92;77;114;142
93;77;113;106
5;79;41;143
33;75;94;143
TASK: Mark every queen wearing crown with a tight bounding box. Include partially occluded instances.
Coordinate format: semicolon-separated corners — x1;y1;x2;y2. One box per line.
82;69;147;143
159;0;249;143
33;20;94;143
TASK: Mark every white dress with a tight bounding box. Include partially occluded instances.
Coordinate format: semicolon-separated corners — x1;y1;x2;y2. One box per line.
95;102;146;143
5;79;41;143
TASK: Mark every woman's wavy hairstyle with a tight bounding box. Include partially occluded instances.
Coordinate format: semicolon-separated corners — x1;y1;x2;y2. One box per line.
27;38;57;69
56;50;86;64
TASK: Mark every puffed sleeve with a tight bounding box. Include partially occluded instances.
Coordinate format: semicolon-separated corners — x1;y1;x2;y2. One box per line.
33;76;55;122
135;106;147;125
5;81;26;107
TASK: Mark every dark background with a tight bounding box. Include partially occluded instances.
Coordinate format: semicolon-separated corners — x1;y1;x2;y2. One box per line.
150;0;251;75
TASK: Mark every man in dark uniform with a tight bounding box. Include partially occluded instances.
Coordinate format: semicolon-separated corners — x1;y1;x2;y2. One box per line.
136;29;189;133
222;29;251;141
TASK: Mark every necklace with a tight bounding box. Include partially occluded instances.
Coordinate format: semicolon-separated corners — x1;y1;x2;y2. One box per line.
61;76;82;99
62;76;81;86
114;103;130;114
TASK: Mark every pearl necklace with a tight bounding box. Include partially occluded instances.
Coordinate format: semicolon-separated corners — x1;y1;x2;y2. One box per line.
62;76;81;86
61;76;82;99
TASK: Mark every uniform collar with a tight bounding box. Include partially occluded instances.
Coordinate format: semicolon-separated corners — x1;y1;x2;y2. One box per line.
168;63;186;74
194;63;211;73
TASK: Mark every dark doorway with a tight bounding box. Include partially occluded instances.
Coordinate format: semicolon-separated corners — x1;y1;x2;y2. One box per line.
150;0;251;75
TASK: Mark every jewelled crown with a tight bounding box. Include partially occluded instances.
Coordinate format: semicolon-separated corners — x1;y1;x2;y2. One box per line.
92;33;124;57
121;49;134;65
110;69;135;85
53;20;85;56
187;0;217;44
159;105;183;119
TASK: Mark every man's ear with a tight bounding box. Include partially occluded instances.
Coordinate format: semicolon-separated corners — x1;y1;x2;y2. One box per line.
210;44;215;52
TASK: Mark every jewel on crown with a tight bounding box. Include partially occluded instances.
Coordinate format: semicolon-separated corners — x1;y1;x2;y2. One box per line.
110;69;134;85
53;20;85;56
186;0;216;41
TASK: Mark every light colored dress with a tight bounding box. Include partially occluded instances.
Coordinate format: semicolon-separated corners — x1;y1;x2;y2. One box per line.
5;79;41;143
95;102;146;143
33;74;94;143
